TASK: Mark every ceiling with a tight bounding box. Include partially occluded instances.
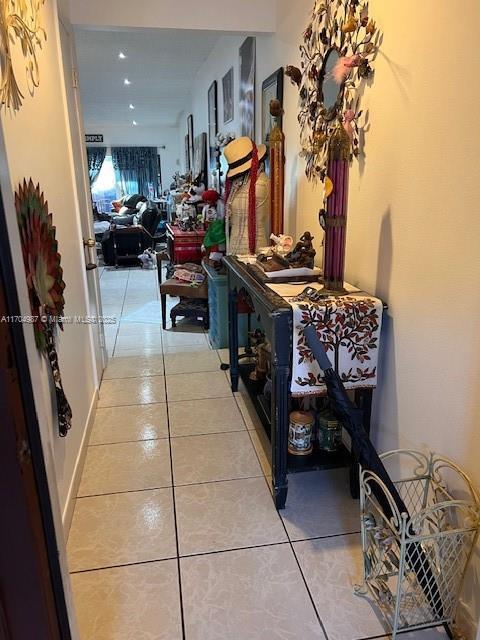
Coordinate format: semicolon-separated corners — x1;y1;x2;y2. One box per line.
74;28;222;128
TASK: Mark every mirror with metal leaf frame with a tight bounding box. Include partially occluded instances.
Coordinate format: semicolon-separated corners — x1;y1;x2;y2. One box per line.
318;48;345;120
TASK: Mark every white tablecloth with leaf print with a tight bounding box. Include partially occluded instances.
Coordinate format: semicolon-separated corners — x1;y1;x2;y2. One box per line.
290;294;383;397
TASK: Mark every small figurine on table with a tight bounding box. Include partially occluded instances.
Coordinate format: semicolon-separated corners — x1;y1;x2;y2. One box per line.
285;231;316;269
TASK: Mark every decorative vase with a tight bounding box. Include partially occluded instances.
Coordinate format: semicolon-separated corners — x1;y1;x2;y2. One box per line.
322;124;351;293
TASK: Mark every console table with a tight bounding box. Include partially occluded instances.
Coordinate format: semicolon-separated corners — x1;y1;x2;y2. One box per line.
224;255;383;510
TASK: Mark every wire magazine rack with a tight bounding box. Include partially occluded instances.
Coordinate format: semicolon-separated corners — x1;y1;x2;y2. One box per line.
354;450;480;638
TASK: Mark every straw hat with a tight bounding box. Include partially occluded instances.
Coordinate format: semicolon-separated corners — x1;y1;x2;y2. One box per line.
224;137;267;179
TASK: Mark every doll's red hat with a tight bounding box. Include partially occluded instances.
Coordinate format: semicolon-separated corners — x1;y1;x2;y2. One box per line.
202;189;220;204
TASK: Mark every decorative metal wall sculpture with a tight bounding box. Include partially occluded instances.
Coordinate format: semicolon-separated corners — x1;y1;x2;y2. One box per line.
0;0;46;112
291;0;380;183
16;179;72;436
289;0;380;292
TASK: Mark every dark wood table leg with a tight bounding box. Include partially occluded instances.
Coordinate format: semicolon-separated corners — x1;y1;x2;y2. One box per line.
350;389;373;498
228;286;239;392
271;314;290;509
161;293;167;330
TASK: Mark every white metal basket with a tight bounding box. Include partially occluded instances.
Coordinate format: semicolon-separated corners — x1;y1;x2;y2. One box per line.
354;450;480;638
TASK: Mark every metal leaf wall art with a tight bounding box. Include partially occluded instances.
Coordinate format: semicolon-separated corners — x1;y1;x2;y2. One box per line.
16;179;72;437
0;0;46;112
288;0;381;182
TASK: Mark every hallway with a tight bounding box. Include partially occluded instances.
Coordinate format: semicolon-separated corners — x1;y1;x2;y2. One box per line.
66;267;448;640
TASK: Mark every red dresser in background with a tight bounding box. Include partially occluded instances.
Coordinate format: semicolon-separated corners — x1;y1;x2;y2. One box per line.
166;223;206;265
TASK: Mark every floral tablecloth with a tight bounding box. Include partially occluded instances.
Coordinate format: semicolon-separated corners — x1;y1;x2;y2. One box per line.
289;293;383;396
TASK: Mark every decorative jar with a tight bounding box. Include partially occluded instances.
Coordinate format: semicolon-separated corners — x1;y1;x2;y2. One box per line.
288;411;314;456
317;409;343;452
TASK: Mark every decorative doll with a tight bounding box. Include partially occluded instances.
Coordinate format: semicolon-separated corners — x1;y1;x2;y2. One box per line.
201;189;221;225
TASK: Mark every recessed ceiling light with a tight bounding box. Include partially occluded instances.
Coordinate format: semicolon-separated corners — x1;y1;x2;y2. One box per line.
124;78;131;85
132;120;138;126
129;103;135;110
118;51;126;59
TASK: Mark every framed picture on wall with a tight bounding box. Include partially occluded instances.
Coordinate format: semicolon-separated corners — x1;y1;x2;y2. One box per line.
222;67;234;124
193;132;208;185
208;80;218;180
262;68;284;149
239;37;256;139
187;114;194;171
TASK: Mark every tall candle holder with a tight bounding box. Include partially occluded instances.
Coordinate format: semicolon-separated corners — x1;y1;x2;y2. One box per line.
321;123;351;294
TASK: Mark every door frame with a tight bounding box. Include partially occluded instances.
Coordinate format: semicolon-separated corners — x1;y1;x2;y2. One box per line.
58;13;107;378
0;181;72;638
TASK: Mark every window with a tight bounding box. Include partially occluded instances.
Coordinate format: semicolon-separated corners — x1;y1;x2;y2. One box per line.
91;155;117;212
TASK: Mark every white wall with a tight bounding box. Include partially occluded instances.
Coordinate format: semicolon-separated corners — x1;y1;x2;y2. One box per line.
183;35;245;178
69;0;276;33
185;1;480;633
0;0;97;529
186;26;322;237
86;124;181;190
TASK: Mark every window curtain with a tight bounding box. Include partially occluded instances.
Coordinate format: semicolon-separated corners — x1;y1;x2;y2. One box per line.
86;146;107;185
111;147;158;198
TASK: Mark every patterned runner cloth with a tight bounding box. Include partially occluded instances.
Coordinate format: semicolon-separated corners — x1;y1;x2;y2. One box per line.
290;293;383;397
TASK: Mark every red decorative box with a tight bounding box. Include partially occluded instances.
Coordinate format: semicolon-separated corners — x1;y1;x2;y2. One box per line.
166;224;206;265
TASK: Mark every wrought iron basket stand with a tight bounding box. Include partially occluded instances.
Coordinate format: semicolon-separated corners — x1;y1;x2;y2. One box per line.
354;450;480;638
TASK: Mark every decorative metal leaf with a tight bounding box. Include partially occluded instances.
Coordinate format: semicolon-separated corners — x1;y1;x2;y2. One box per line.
0;0;46;112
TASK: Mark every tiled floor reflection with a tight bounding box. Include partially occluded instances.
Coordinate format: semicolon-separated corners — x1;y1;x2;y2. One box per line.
68;266;450;640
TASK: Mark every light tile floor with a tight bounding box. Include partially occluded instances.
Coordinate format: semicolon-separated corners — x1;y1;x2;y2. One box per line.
68;266;449;640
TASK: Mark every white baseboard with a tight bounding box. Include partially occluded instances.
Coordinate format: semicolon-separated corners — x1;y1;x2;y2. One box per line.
62;390;98;538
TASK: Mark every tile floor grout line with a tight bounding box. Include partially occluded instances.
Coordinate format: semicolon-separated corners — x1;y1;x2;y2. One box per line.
75;473;277;499
168;428;250;441
88;437;170;447
95;400;167;411
76;486;173;499
161;339;187;640
102;373;165;381
288;529;362;544
178;539;291;560
356;627;444;640
98;400;168;409
88;428;250;446
290;541;331;640
174;474;265;488
98;395;233;410
280;504;331;640
110;267;130;356
69;555;178;575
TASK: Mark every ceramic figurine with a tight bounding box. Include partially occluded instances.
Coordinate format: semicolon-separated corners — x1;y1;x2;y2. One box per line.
285;231;316;269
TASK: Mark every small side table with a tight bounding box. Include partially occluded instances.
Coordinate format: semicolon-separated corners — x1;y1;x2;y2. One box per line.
166;223;205;265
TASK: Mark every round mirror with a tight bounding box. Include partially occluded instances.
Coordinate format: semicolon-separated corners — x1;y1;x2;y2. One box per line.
319;49;343;115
